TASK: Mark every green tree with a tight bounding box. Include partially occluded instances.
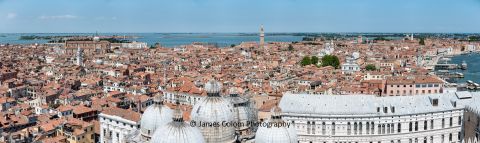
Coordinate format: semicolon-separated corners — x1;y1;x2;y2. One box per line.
230;44;236;47
365;64;376;71
321;55;340;69
419;38;425;45
301;56;312;66
311;56;319;65
288;44;294;51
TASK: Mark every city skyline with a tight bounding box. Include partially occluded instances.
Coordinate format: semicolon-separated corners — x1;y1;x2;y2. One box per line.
1;0;480;33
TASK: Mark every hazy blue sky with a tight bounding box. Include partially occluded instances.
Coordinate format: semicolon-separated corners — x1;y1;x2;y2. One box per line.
1;0;480;33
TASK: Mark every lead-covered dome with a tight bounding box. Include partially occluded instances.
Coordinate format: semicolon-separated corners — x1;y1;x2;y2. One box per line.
140;95;173;140
255;107;297;143
205;80;222;94
151;102;205;143
191;80;236;143
228;87;257;140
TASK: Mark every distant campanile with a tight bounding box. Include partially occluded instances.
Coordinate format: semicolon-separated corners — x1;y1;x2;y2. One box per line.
76;46;83;66
259;25;265;48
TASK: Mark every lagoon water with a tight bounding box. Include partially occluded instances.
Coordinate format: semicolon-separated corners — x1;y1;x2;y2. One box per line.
449;53;480;83
0;33;303;47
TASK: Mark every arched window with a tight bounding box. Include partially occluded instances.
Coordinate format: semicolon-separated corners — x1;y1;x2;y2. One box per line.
312;122;316;135
307;121;311;134
391;123;394;133
347;122;351;135
322;122;326;135
332;122;336;135
359;122;363;134
397;123;401;133
354;122;357;135
409;122;413;132
415;121;418;131
387;124;390;134
378;124;381;134
371;122;375;134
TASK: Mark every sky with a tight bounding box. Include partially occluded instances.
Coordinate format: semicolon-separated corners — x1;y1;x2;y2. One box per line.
1;0;480;33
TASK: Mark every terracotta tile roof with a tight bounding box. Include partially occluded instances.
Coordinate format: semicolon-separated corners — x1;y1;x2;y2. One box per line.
258;99;279;112
72;105;96;114
101;107;141;122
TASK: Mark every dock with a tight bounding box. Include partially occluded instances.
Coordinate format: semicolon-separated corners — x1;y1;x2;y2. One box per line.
434;64;458;70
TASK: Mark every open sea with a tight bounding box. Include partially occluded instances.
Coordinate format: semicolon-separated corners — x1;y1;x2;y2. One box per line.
0;33;303;47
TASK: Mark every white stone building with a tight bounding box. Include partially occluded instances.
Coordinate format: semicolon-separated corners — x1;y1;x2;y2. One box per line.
99;107;141;143
341;52;360;74
279;92;480;143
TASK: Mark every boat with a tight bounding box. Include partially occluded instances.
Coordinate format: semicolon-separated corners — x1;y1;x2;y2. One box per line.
461;61;467;70
455;72;464;78
471;83;480;90
474;83;480;87
467;80;474;84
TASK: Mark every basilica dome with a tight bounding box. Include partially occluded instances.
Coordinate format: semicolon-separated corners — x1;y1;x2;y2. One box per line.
190;80;236;143
140;95;173;140
255;106;297;143
151;102;205;143
228;87;258;140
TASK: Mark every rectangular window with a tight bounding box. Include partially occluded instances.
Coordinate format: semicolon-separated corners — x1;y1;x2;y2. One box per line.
424;121;427;130
458;116;462;125
450;117;453;127
442;119;445;128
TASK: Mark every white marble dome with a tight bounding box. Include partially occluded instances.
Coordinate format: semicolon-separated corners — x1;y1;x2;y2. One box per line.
140;95;173;140
191;80;236;143
205;79;222;94
151;103;205;143
228;87;258;139
255;107;297;143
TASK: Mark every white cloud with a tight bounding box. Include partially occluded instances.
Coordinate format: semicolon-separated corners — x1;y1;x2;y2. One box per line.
95;16;117;20
6;13;16;19
39;14;77;20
